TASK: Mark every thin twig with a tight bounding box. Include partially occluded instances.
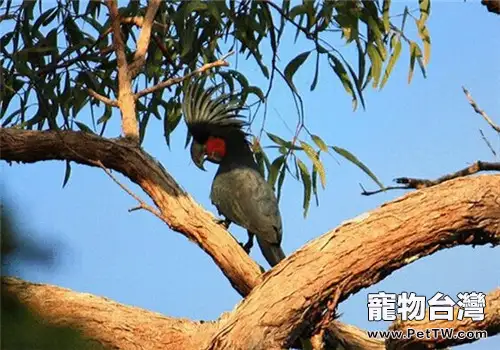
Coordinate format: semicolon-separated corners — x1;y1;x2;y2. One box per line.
479;129;497;157
360;184;408;196
92;160;164;221
463;86;500;133
362;161;500;195
134;53;234;100
88;88;119;107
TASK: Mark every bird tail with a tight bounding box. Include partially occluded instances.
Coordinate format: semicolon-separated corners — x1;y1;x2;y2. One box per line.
256;235;286;267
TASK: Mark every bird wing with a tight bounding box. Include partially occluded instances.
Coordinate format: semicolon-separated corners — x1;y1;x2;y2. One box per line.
210;166;282;245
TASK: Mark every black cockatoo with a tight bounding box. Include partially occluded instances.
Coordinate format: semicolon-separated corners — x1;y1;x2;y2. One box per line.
182;80;286;267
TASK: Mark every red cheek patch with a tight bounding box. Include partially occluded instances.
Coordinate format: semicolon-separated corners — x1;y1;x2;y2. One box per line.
206;136;226;158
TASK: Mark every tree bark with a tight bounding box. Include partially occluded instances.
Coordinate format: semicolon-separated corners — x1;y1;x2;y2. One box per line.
204;174;500;349
0;128;262;296
2;128;499;349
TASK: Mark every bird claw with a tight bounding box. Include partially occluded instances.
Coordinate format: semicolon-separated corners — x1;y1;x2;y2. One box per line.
241;232;254;254
239;240;253;254
215;218;231;229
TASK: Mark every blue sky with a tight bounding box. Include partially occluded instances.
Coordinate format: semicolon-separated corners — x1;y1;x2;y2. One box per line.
2;2;499;348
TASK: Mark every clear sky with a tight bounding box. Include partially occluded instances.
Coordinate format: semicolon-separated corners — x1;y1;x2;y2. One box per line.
2;2;499;349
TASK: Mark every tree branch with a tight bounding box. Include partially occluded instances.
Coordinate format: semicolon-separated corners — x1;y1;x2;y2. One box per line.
0;128;262;296
393;161;500;190
206;174;500;349
482;0;500;14
362;161;500;195
129;0;162;78
106;0;139;140
388;288;500;349
463;86;500;133
2;128;499;349
134;56;232;100
2;276;215;350
87;88;119;107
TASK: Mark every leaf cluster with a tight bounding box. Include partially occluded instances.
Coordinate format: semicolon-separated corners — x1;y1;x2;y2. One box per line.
0;0;431;215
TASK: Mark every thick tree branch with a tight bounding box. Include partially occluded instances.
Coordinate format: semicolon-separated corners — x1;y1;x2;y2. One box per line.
4;277;498;350
2;277;215;350
388;288;500;349
206;174;500;349
0;128;262;296
2;128;499;349
482;0;500;14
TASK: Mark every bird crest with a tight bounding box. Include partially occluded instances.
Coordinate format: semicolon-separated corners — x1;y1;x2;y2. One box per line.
182;78;248;144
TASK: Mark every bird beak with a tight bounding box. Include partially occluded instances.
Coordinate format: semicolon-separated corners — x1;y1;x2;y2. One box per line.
190;140;207;171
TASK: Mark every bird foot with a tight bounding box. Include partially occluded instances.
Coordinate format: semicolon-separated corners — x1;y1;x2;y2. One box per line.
241;232;255;254
239;240;254;254
215;218;231;229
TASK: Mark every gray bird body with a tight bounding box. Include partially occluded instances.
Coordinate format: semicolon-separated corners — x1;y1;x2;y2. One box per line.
210;140;285;267
182;80;286;267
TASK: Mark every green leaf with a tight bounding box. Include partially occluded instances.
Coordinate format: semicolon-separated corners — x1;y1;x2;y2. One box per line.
266;132;299;149
380;34;402;89
311;134;328;152
408;41;423;84
33;7;58;33
289;4;308;20
331;146;384;189
382;0;391;33
310;52;320;91
62;160;71;188
252;137;272;178
97;105;112;124
367;16;386;60
417;20;431;66
311;158;319;206
74;121;94;133
163;100;182;146
300;141;326;189
184;0;208;15
418;0;431;26
284;51;311;93
246;86;265;103
367;43;382;88
64;17;84;45
139;112;150;144
328;54;357;110
276;162;287;201
268;155;286;188
2;108;23;127
297;159;312;217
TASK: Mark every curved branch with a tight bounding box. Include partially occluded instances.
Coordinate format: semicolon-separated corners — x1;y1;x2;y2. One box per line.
206;174;500;349
0;128;262;296
129;0;162;77
2;277;215;350
4;277;498;350
388;288;500;349
2;128;499;349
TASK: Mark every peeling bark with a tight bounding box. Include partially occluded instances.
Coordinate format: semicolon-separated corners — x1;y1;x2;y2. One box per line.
206;175;500;349
0;128;262;296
